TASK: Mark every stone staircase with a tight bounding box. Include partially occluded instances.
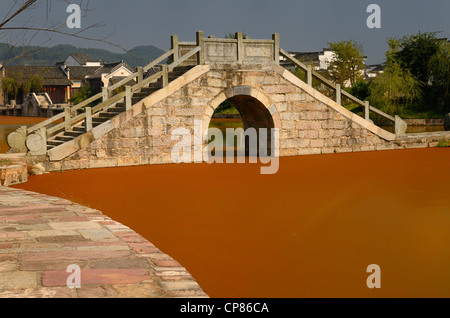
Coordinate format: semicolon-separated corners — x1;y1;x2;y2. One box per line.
46;66;194;151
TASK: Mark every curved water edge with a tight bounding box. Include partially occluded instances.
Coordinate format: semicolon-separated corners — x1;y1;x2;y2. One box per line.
0;186;208;298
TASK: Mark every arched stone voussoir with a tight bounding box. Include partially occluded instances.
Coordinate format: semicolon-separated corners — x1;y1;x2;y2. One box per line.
204;85;278;116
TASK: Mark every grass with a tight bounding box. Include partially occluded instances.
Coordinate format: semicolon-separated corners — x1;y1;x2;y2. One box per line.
57;191;92;208
0;159;12;165
398;107;446;119
437;140;450;147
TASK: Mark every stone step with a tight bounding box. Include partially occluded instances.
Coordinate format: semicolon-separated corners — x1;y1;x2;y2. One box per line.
55;135;74;142
146;83;163;90
141;88;161;95
133;91;157;99
132;97;144;104
168;71;187;78
172;65;195;72
41;68;193;149
63;131;84;137
107;107;125;113
99;112;120;118
92;117;109;124
73;127;86;132
47;140;64;147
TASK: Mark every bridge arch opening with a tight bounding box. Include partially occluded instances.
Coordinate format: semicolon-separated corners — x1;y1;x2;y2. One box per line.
207;94;275;157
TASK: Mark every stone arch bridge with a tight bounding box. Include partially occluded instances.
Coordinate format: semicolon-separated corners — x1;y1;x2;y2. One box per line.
7;32;450;172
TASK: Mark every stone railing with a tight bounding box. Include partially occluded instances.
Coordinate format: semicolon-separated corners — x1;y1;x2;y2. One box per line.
279;49;407;135
7;45;202;154
175;31;279;66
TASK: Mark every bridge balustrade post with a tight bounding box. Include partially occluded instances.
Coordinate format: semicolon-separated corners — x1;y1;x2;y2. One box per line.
307;65;313;86
137;67;144;83
196;31;205;65
85;107;92;132
236;32;243;64
125;86;132;111
102;87;109;102
336;84;341;105
64;107;71;131
41;127;47;152
171;35;179;63
272;33;280;64
162;65;168;87
364;101;370;121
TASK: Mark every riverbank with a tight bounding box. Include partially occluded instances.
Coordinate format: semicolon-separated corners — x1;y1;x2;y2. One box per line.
0;186;207;298
0;116;51;154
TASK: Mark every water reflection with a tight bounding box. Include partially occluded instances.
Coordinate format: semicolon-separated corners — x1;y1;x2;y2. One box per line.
208;118;245;152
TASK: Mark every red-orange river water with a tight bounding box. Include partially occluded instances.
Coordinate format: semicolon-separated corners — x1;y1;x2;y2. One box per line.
3;116;450;297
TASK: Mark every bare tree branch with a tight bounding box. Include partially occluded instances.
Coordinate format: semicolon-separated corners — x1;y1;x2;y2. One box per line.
0;0;37;29
0;0;126;66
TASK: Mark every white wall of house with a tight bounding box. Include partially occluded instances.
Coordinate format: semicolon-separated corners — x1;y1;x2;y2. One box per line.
71;80;83;89
85;61;101;67
64;56;81;67
319;50;335;70
101;65;134;87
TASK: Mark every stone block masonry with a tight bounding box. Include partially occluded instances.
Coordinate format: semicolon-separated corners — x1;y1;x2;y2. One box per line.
0;186;207;298
26;63;450;173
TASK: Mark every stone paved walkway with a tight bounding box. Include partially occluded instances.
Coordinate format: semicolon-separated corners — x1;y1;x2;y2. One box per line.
0;186;208;298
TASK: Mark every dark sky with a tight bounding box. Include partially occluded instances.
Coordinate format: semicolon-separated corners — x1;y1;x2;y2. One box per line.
4;0;450;64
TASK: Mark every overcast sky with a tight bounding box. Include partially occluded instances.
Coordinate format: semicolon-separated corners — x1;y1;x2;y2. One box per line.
4;0;450;64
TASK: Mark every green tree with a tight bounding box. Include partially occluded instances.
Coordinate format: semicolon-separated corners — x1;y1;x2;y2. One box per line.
393;32;443;111
369;63;421;115
428;41;450;113
369;38;422;115
395;32;441;85
70;86;96;105
347;80;371;101
327;40;365;87
1;72;22;101
24;74;43;94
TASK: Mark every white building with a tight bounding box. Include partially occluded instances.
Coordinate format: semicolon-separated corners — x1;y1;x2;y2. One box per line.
61;53;102;67
280;48;336;71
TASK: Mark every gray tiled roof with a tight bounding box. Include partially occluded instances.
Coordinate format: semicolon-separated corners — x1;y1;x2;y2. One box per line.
66;66;102;80
4;66;72;86
69;53;97;65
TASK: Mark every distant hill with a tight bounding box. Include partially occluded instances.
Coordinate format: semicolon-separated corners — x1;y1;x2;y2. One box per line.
0;43;165;67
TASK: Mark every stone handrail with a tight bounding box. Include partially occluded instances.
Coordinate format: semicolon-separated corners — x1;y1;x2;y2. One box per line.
27;92;102;134
279;48;403;132
23;48;181;137
108;49;175;93
176;31;279;66
46;45;201;139
168;46;201;71
9;44;202;154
